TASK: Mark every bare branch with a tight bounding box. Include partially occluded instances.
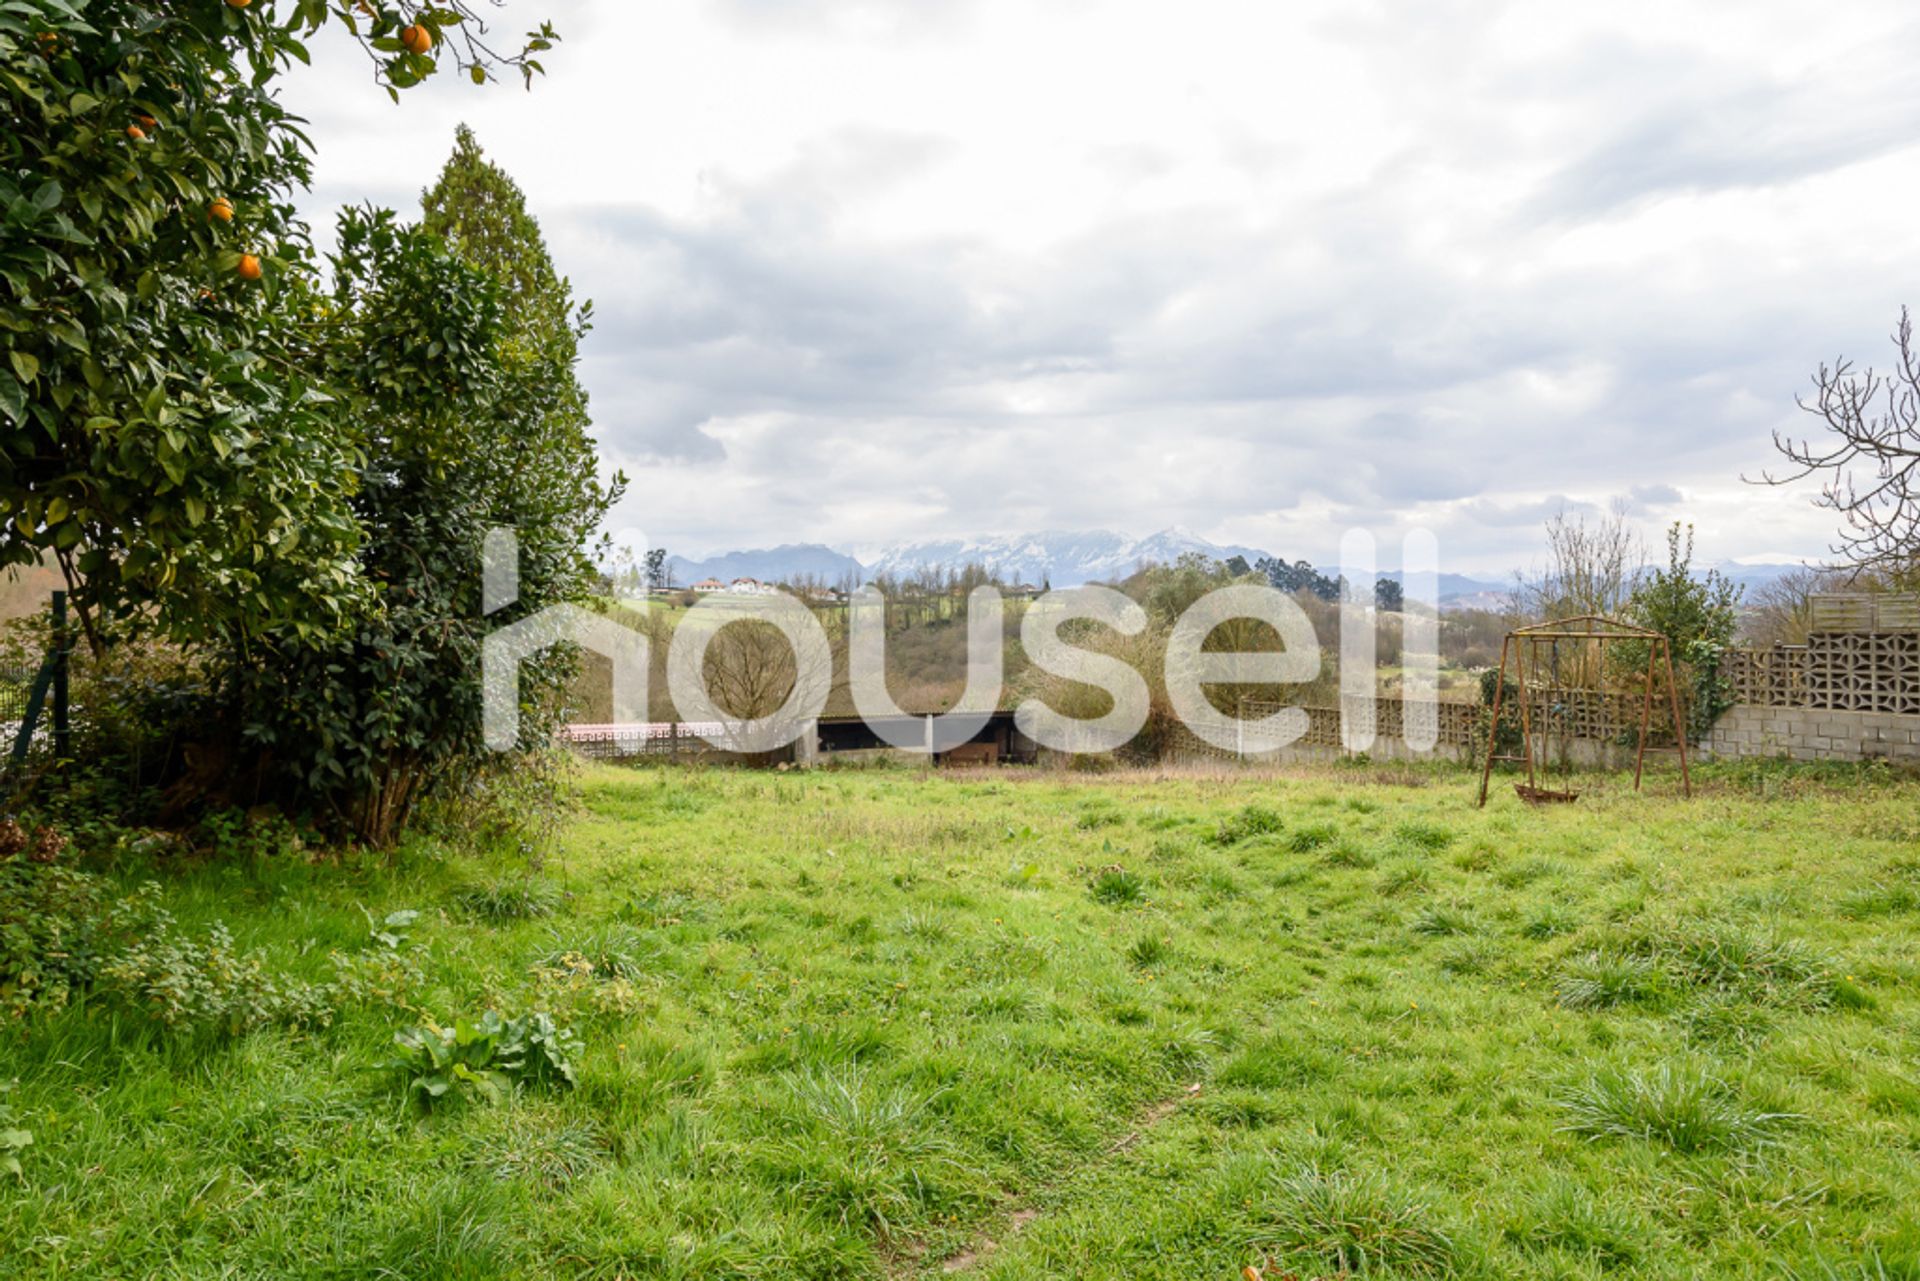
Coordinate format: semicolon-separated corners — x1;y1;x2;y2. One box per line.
1747;307;1920;577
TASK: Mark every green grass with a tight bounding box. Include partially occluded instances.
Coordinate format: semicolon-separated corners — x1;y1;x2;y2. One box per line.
3;759;1920;1278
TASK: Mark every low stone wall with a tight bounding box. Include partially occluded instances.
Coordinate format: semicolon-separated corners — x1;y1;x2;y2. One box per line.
1705;705;1920;764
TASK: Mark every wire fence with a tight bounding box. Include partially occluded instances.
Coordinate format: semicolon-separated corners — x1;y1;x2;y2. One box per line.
0;662;37;725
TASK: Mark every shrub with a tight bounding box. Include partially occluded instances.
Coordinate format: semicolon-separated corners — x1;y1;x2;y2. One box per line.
1558;1063;1796;1153
95;899;330;1036
194;808;309;862
1;856;109;1018
1249;1165;1457;1277
3;859;391;1035
390;1011;582;1109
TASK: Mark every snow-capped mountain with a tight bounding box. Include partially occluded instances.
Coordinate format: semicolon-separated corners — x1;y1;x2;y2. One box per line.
667;543;865;587
863;528;1270;587
649;528;1523;604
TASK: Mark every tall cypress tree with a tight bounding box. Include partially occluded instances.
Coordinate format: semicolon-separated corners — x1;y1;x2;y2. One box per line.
419;124;615;604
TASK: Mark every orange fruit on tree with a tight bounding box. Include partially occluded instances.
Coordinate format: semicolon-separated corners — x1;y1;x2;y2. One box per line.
237;254;263;281
125;124;146;140
134;113;157;129
225;0;251;8
400;24;432;54
209;197;234;222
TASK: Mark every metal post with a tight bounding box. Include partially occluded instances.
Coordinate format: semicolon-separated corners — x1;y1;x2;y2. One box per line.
1477;636;1510;807
1633;637;1656;791
51;590;69;760
1516;637;1537;791
1661;638;1693;798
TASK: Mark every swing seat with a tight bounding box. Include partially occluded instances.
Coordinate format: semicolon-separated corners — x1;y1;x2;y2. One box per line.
1514;783;1579;805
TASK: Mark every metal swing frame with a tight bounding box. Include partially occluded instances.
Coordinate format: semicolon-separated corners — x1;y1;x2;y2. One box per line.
1475;614;1692;807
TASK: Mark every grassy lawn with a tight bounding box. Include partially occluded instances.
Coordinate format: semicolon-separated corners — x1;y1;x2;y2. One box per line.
4;760;1919;1278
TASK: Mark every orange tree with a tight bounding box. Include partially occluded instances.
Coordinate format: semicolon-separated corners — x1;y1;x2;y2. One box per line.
1;3;626;843
0;1;557;653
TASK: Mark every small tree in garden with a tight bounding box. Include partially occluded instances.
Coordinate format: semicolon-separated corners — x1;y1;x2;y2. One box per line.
2;2;358;654
1515;504;1643;625
1;4;560;654
232;196;618;845
1621;522;1741;741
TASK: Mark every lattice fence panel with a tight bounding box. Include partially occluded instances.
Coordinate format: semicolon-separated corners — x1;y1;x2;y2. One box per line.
1803;631;1920;714
1726;645;1808;708
1218;699;1480;754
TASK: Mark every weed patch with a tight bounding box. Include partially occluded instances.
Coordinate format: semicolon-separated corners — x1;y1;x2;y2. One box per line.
1559;1062;1797;1153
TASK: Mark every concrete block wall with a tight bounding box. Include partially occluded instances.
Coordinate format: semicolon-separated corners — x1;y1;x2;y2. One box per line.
1705;705;1920;763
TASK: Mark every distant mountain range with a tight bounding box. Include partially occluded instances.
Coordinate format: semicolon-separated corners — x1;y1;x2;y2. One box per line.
866;528;1273;588
659;531;1809;607
666;544;864;588
668;528;1510;603
1706;562;1813;596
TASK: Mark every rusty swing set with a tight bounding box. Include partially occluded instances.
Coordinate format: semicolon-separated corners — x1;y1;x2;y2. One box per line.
1476;615;1692;807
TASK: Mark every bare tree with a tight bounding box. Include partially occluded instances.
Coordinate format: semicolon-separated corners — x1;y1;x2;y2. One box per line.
698;617;844;756
1741;565;1845;647
1754;307;1920;581
1514;502;1644;623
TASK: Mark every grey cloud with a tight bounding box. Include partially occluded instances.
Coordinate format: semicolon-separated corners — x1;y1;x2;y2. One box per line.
1632;483;1684;506
1526;27;1920;218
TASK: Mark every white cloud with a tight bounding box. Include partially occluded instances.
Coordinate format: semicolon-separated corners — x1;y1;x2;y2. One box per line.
282;0;1920;571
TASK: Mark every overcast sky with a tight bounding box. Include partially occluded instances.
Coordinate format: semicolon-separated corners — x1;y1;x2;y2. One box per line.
284;0;1920;572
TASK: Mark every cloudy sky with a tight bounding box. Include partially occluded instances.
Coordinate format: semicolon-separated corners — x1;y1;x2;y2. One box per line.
284;0;1920;573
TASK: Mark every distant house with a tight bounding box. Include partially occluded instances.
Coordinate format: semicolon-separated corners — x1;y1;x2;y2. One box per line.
729;577;775;595
691;578;726;593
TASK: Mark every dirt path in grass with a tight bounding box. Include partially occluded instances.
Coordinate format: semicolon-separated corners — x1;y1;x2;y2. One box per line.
913;1080;1205;1276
